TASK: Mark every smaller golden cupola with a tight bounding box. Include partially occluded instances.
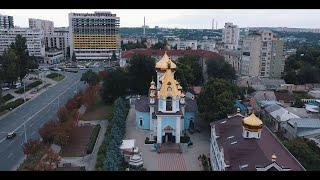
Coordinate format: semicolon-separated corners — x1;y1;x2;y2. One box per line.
149;80;156;90
242;113;263;139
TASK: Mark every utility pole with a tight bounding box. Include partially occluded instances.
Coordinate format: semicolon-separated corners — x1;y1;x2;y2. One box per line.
23;80;26;102
24;123;27;143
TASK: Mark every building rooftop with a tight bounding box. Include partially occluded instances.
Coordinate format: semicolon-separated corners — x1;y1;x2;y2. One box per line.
121;49;218;59
211;114;305;171
275;91;295;103
270;108;300;122
253;91;277;102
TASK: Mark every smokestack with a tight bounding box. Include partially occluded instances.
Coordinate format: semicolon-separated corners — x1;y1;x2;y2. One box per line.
212;19;214;30
143;16;146;36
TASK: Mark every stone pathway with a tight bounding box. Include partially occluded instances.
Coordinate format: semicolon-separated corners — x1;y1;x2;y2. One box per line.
157;153;187;171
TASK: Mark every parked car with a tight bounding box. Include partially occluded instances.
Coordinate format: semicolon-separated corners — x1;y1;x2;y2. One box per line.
13;83;22;89
6;132;16;139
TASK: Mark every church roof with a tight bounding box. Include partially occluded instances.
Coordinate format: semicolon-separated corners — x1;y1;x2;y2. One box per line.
155;51;177;71
158;68;182;99
211;115;305;171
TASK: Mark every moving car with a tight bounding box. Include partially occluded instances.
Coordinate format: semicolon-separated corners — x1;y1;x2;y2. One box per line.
1;87;10;91
6;132;16;139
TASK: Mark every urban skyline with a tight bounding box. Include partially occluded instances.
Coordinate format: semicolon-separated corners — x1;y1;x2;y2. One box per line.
2;9;320;29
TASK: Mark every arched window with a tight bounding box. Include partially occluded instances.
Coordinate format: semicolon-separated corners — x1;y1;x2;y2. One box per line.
139;117;143;127
246;131;249;138
166;97;172;111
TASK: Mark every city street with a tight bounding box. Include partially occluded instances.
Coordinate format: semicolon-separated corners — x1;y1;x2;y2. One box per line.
0;70;87;170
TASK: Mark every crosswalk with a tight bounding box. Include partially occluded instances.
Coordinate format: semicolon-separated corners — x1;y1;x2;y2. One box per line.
157;153;187;171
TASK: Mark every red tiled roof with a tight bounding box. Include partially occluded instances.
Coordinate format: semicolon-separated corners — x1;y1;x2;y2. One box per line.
211;114;305;171
121;49;219;59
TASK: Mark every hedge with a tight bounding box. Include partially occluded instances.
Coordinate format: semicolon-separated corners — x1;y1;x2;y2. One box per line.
15;80;42;94
86;124;101;154
3;94;14;102
4;98;25;110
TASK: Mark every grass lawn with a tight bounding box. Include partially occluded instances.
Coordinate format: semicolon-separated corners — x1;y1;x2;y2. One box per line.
61;125;94;157
46;73;65;81
81;97;112;121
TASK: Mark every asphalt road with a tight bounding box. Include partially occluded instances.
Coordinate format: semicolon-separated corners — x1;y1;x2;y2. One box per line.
0;70;87;171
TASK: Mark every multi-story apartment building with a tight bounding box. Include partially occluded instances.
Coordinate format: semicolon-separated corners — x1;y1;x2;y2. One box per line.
240;30;285;78
45;27;70;59
222;22;240;50
29;18;54;36
0;14;14;29
69;11;120;61
0;28;45;61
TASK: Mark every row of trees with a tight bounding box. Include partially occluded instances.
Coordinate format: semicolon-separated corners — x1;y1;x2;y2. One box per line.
0;35;38;86
121;40;147;51
103;97;129;170
284;46;320;84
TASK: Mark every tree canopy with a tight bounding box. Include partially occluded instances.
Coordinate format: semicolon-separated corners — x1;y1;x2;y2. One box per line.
101;68;129;104
206;55;236;81
81;69;100;86
197;78;237;122
127;54;156;95
284;46;320;84
174;56;203;89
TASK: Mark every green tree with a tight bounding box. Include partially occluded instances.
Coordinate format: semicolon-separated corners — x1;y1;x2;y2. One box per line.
9;35;29;82
111;51;117;61
0;48;19;85
81;69;100;86
101;69;129;104
206;55;236;80
72;52;77;62
197;78;237;122
175;56;203;89
284;137;320;170
128;54;156;95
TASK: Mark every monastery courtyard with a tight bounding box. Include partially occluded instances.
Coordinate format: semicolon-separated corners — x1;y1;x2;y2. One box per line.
125;105;210;171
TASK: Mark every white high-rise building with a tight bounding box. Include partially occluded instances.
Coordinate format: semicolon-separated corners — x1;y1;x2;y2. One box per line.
240;29;285;78
45;27;70;59
69;11;120;61
29;18;54;36
222;22;240;50
0;14;14;29
0;28;45;60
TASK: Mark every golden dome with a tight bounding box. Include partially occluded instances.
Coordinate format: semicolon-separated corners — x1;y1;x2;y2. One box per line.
242;113;263;129
158;68;182;99
155;51;177;71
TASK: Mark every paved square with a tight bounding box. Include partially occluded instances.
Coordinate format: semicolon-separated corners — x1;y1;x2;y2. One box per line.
125;106;210;171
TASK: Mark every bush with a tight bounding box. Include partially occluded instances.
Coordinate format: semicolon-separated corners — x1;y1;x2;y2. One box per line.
5;98;25;110
3;93;14;102
180;136;190;143
15;80;42;94
86;124;101;154
46;73;60;79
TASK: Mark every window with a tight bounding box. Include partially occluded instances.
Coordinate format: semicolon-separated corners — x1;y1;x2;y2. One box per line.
139;117;143;126
166;97;173;111
246;131;249;137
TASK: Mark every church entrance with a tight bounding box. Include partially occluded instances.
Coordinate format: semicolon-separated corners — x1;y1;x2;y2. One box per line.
162;125;175;143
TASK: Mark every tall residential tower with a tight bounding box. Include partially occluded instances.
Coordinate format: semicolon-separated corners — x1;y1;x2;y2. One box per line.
69;11;120;61
0;14;14;29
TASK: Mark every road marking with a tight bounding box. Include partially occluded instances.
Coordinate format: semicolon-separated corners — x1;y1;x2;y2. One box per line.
0;79;82;144
8;153;13;159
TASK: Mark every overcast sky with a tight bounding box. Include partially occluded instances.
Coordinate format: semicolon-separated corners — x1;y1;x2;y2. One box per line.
1;9;320;29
